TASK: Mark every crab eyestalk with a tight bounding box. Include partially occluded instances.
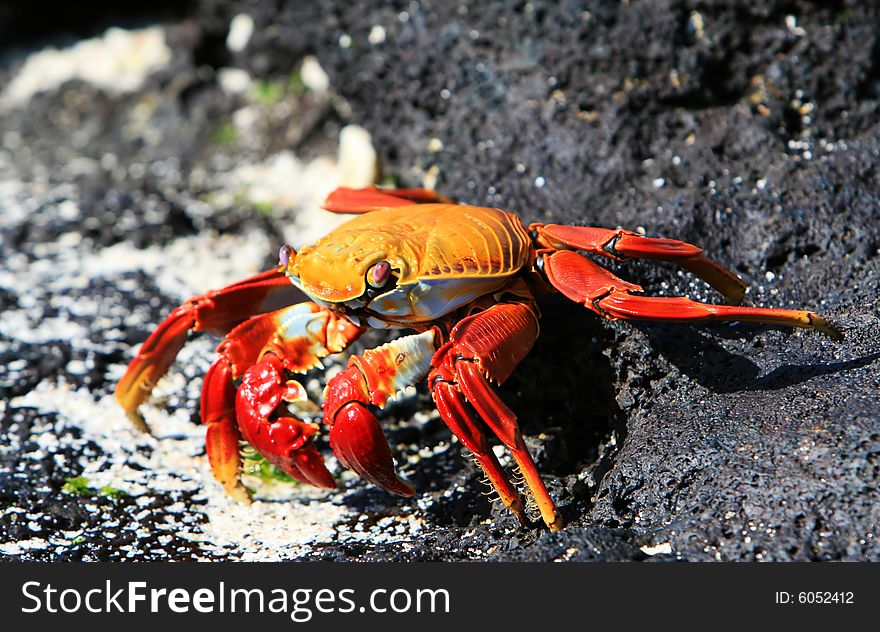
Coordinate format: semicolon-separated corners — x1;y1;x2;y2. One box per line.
279;243;296;271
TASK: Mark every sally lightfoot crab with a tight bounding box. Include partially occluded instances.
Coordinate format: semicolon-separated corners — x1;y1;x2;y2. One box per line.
116;187;842;530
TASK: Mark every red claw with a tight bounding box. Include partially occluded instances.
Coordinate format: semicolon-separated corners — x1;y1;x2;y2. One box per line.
329;403;415;497
236;355;336;490
324;365;414;497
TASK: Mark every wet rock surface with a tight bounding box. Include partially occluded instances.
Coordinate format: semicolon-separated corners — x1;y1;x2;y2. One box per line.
1;1;878;561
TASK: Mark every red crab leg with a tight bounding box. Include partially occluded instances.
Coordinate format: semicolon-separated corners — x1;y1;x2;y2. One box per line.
532;223;748;305
322;186;453;213
543;250;843;339
431;382;525;525
322;330;440;496
206;302;363;500
115;267;298;432
429;302;566;531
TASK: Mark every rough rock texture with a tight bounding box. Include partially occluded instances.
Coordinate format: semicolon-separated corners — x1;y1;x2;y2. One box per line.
1;0;878;561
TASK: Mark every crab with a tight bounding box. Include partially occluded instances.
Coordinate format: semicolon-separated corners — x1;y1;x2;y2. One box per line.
115;186;843;530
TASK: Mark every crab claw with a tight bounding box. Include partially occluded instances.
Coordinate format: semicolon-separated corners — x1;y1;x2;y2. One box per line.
236;356;336;489
329;403;415;497
324;365;414;497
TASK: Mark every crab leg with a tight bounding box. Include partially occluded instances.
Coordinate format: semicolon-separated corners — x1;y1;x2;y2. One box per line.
322;186;453;213
199;359;247;501
115;267;298;431
429;302;565;531
543;250;843;339
430;382;526;525
322;330;440;496
205;302;363;501
532;223;748;304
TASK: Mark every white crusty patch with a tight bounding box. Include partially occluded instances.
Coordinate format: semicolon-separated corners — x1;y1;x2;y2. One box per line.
226;14;254;53
300;56;330;93
640;542;673;556
1;26;172;108
337;125;378;189
0;229;271;301
0;230;273;352
0;538;50;555
81;232;274;300
219;149;351;249
11;381;351;560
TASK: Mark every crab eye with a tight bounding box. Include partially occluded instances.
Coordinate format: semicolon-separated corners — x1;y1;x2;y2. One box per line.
367;261;391;288
279;244;293;267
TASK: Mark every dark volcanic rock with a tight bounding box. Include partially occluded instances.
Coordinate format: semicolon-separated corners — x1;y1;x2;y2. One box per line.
1;0;878;561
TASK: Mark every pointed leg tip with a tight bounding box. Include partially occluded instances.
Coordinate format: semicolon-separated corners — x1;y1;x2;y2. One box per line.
510;505;529;528
546;516;566;531
227;484;253;505
824;323;845;342
825;326;845;342
397;482;416;497
376;476;416;497
126;410;152;435
809;313;844;342
116;371;155;435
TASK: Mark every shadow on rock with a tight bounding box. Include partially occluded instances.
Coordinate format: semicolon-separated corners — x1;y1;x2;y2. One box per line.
642;325;880;393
